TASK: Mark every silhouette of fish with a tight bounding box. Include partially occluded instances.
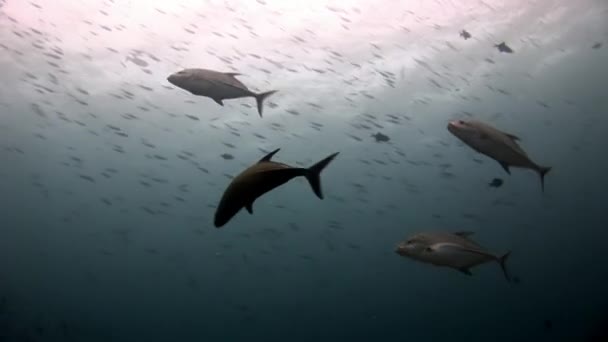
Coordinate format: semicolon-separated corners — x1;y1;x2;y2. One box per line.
214;149;339;228
495;42;514;53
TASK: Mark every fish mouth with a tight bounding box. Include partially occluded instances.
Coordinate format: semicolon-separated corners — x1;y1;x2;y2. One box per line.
395;247;407;256
447;121;457;133
167;74;177;85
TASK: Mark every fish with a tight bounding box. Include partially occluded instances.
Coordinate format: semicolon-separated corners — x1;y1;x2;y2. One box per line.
395;231;512;282
447;119;551;191
371;132;390;143
488;178;503;188
495;42;514;53
460;29;471;40
167;68;277;117
214;148;339;228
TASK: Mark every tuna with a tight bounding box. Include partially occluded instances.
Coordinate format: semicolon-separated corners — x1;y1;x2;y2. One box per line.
167;68;277;117
447;119;552;191
395;231;512;282
214;149;339;228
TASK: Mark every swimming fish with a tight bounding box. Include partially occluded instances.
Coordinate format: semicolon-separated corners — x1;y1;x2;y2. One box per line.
371;132;390;143
447;119;551;191
460;30;471;40
395;231;512;282
495;42;514;53
214;149;339;228
167;68;277;117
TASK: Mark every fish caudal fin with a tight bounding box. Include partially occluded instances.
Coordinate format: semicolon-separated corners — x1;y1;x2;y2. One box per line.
305;152;340;199
538;166;552;192
498;251;512;282
254;90;278;117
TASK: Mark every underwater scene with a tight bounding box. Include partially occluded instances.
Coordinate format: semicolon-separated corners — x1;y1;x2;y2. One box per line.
1;0;607;341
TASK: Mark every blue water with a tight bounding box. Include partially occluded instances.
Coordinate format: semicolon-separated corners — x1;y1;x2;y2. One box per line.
1;0;607;341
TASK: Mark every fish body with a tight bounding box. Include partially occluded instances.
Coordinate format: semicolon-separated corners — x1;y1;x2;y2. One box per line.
447;119;551;191
167;68;277;117
214;149;339;228
395;231;511;281
372;132;390;143
460;30;471;39
495;42;514;53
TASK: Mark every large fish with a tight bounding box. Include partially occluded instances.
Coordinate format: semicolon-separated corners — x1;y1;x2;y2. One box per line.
447;119;552;191
214;148;339;228
167;68;277;117
395;231;512;282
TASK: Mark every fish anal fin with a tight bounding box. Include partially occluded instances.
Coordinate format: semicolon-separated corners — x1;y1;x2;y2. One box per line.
454;231;475;238
258;148;281;163
212;98;224;106
245;202;253;214
459;268;473;276
498;161;511;174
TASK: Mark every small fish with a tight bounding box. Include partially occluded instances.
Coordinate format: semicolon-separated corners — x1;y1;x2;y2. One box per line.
371;132;390;143
460;29;471;40
167;68;277;117
488;178;503;188
447;119;551;191
214;148;339;228
592;42;602;49
395;231;512;281
495;42;514;53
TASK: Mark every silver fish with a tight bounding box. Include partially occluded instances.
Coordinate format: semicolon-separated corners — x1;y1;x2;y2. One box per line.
167;68;277;117
447;119;551;191
395;231;511;282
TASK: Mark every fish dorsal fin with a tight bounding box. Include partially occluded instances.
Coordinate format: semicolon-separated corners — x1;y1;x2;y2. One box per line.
258;148;281;163
454;231;475;238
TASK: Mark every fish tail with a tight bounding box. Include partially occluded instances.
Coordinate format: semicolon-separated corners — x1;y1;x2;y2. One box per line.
305;152;340;199
254;90;278;117
538;166;552;192
498;251;512;282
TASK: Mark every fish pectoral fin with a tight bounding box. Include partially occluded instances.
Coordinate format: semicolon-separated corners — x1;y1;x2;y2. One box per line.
432;243;495;259
245;202;254;214
454;231;475;238
258;148;281;163
505;133;520;141
458;268;473;276
498;161;511;174
212;98;224;106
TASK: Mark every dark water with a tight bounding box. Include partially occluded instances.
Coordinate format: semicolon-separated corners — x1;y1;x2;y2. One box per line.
1;0;607;341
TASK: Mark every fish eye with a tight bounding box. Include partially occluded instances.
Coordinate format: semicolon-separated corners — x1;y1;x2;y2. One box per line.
458;120;465;125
